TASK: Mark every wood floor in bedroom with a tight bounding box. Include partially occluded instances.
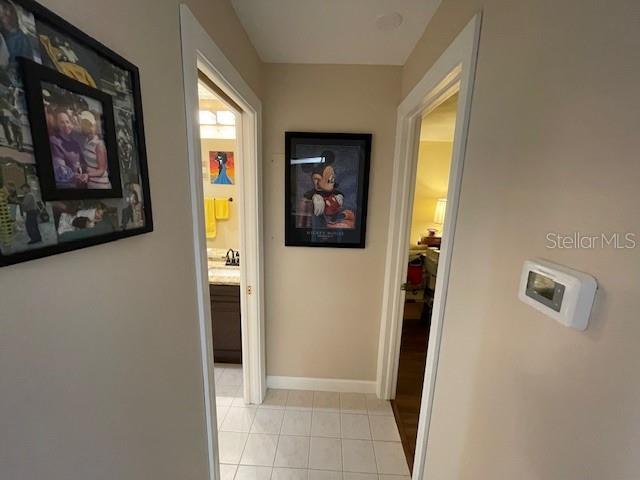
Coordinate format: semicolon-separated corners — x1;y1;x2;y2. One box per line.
390;302;431;472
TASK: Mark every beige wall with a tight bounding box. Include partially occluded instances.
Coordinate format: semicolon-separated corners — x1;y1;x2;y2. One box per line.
187;0;263;97
201;138;239;249
0;1;261;479
3;0;639;478
409;141;452;246
262;63;401;380
403;0;640;478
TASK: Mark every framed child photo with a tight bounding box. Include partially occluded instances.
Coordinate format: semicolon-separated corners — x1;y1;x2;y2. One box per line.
285;131;372;248
0;0;152;267
20;58;122;200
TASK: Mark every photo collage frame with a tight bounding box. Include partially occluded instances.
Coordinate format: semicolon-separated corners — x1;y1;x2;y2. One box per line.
0;0;152;266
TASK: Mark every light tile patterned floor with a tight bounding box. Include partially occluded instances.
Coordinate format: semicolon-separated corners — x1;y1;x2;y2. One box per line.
215;364;410;480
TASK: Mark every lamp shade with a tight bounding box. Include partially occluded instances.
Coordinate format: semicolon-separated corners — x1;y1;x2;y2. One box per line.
434;198;447;224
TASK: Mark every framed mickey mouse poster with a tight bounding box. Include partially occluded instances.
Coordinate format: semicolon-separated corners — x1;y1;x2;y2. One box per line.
285;131;371;248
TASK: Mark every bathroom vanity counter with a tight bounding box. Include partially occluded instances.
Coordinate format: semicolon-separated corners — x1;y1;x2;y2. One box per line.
209;283;241;363
207;248;240;286
208;264;240;285
206;249;241;363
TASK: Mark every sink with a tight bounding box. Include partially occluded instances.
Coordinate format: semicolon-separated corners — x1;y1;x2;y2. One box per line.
207;248;240;285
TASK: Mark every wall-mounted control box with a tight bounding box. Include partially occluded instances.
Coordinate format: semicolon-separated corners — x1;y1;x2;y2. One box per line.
518;259;597;331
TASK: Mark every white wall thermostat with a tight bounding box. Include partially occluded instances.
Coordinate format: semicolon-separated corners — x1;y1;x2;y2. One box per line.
518;259;597;331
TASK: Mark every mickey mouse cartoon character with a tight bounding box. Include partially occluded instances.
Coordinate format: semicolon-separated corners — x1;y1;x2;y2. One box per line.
303;150;355;229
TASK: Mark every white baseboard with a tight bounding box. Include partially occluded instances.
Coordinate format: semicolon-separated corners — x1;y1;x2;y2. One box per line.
267;375;376;394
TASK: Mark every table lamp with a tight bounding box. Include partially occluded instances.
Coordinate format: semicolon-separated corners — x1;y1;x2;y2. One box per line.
433;198;447;234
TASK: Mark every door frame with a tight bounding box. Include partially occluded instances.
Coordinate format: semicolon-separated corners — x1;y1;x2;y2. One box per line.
180;4;266;480
375;13;481;478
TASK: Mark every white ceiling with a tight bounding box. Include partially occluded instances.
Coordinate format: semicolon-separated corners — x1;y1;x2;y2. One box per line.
230;0;441;65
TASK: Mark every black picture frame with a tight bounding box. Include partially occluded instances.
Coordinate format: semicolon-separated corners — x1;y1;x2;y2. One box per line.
285;132;372;248
0;0;153;268
20;58;122;200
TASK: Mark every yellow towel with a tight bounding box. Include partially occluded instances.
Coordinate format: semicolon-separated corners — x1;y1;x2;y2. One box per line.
214;198;230;220
204;198;217;239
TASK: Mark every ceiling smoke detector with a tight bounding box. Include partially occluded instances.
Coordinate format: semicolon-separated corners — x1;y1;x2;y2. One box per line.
375;12;403;31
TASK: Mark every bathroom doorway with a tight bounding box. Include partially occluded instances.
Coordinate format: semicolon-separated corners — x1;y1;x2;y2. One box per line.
180;5;266;478
197;73;246;414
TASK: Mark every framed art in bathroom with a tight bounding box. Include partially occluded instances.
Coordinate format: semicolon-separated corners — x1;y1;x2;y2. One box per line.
0;0;152;267
285;131;372;248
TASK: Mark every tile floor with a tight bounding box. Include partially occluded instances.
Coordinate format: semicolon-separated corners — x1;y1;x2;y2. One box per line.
215;364;410;480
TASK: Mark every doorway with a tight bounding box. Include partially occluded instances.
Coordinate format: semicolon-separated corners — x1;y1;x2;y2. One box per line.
392;93;459;468
197;72;246;413
180;5;266;479
375;13;481;480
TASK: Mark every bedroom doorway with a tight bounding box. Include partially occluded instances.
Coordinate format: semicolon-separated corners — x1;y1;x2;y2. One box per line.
375;13;481;480
393;93;458;468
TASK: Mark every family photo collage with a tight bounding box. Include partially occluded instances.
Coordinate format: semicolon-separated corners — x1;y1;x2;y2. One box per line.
0;0;150;264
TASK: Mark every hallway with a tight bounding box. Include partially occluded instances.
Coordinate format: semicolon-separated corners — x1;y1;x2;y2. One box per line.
2;1;637;479
215;364;410;480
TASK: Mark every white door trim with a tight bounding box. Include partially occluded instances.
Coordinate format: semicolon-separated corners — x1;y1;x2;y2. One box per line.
180;5;266;480
375;13;481;479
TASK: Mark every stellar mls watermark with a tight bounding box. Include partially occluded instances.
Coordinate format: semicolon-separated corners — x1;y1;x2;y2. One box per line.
546;232;637;249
